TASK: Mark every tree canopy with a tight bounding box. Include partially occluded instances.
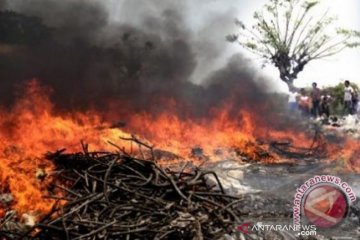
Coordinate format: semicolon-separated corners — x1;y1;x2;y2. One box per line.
227;0;360;91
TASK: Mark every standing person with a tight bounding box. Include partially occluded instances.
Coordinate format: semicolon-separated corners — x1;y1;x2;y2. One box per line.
310;82;321;118
288;90;299;113
344;80;354;115
320;92;332;118
352;89;358;114
298;88;310;116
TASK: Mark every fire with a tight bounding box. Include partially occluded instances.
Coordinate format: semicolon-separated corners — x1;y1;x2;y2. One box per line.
124;100;312;161
0;80;131;218
0;79;358;219
338;139;360;172
125;106;256;158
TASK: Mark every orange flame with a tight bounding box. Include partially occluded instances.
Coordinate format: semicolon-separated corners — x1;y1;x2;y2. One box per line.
123;100;312;161
0;80;131;218
0;79;358;218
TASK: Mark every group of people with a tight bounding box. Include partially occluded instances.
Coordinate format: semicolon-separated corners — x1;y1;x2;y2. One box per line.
288;80;358;118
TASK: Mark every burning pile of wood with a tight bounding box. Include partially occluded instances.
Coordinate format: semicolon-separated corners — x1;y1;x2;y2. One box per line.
0;130;328;239
270;130;327;159
1;142;243;239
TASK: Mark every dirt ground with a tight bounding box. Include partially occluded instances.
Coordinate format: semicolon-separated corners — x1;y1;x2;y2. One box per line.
207;159;360;240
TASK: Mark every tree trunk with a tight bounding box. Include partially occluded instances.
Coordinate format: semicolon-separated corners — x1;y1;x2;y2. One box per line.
280;75;297;92
287;80;296;92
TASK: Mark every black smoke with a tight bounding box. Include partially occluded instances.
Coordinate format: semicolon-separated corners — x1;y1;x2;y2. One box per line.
0;0;286;124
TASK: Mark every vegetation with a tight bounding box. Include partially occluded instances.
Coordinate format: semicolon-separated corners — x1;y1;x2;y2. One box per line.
228;0;360;91
322;82;359;115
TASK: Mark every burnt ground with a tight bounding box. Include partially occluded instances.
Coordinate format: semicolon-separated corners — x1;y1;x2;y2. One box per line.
205;159;360;240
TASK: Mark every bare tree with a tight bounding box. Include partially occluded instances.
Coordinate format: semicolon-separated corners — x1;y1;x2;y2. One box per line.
227;0;360;91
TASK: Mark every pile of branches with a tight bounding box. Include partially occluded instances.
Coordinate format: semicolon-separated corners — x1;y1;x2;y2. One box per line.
10;142;242;239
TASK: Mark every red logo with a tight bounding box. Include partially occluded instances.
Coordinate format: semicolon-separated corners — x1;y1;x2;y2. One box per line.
303;184;348;228
237;223;250;234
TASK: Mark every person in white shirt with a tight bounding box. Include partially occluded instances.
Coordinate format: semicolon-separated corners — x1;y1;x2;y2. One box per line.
344;80;354;115
288;91;299;112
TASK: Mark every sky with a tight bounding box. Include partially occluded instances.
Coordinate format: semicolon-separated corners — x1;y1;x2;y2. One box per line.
105;0;360;92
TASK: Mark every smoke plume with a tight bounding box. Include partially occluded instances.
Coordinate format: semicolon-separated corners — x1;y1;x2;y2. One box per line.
0;0;285;124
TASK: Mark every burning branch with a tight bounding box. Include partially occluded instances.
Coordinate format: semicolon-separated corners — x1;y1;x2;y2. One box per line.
2;140;244;239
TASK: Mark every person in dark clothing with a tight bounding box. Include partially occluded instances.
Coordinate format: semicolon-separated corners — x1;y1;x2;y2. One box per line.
344;80;354;115
352;90;358;114
310;82;321;118
320;93;331;118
